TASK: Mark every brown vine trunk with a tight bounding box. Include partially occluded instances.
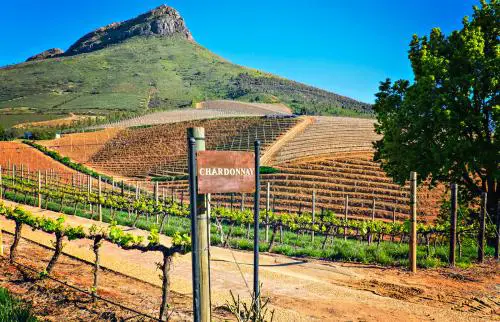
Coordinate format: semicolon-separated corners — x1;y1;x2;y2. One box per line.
223;222;235;248
45;232;64;276
426;234;430;257
132;212;141;228
92;236;102;301
59;195;64;211
268;223;278;252
322;227;332;250
159;252;172;321
159;213;168;233
9;221;22;263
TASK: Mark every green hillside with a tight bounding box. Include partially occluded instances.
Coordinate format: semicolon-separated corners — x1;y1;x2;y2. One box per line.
0;32;371;128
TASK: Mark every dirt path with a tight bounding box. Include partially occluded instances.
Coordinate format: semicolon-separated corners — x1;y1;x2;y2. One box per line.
0;199;498;321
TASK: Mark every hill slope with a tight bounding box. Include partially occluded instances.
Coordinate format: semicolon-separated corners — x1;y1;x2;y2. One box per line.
0;5;371;123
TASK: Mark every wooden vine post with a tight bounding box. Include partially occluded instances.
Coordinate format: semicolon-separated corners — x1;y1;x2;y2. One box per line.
371;199;376;221
88;175;92;212
344;195;349;240
0;217;3;256
0;165;3;199
409;171;417;273
38;170;42;208
265;182;270;243
449;183;457;267
98;176;102;222
478;192;487;263
311;190;316;242
154;182;159;224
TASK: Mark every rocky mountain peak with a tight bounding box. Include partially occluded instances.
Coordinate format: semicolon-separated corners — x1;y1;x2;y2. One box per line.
26;48;64;62
64;4;193;56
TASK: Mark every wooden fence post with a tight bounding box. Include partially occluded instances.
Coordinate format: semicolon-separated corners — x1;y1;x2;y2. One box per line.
98;176;102;222
409;171;417;273
154;182;159;224
344;195;349;240
372;199;376;221
88;175;93;212
478;192;486;263
265;182;270;243
0;166;3;200
0;219;3;256
38;171;42;208
312;190;316;243
449;183;457;267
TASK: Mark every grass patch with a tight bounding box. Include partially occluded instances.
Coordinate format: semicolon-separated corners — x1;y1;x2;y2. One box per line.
0;287;38;322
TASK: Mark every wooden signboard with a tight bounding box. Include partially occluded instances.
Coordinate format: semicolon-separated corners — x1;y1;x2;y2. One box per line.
197;151;255;194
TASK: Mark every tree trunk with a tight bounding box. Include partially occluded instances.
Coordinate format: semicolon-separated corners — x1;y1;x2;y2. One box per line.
159;252;173;321
9;222;22;263
45;232;64;276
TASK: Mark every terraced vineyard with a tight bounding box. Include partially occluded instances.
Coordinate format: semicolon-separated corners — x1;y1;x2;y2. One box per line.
274;116;380;164
24;114;445;222
40;128;123;164
88;117;298;178
91;100;292;129
198;100;292;115
154;154;444;223
0;142;76;178
151;116;444;222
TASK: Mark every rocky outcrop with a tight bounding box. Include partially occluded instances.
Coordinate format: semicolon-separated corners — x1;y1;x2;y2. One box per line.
65;5;193;56
26;48;64;62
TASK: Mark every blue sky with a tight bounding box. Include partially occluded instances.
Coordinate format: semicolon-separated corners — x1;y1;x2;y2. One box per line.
0;0;479;103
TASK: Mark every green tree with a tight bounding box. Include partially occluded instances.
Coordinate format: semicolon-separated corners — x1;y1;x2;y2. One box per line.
373;0;499;215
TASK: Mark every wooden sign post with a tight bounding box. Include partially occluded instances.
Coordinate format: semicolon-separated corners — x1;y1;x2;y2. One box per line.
188;127;261;322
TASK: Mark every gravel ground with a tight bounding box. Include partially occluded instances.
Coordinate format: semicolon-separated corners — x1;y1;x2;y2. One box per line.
0;199;498;321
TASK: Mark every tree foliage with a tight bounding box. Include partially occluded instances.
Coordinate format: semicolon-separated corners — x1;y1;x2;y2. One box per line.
373;0;499;211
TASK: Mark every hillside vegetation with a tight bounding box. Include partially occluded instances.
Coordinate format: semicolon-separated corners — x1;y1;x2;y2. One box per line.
0;36;370;121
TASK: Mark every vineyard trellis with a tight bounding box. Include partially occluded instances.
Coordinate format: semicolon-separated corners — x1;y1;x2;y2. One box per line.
1;168;497;267
0;200;190;321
